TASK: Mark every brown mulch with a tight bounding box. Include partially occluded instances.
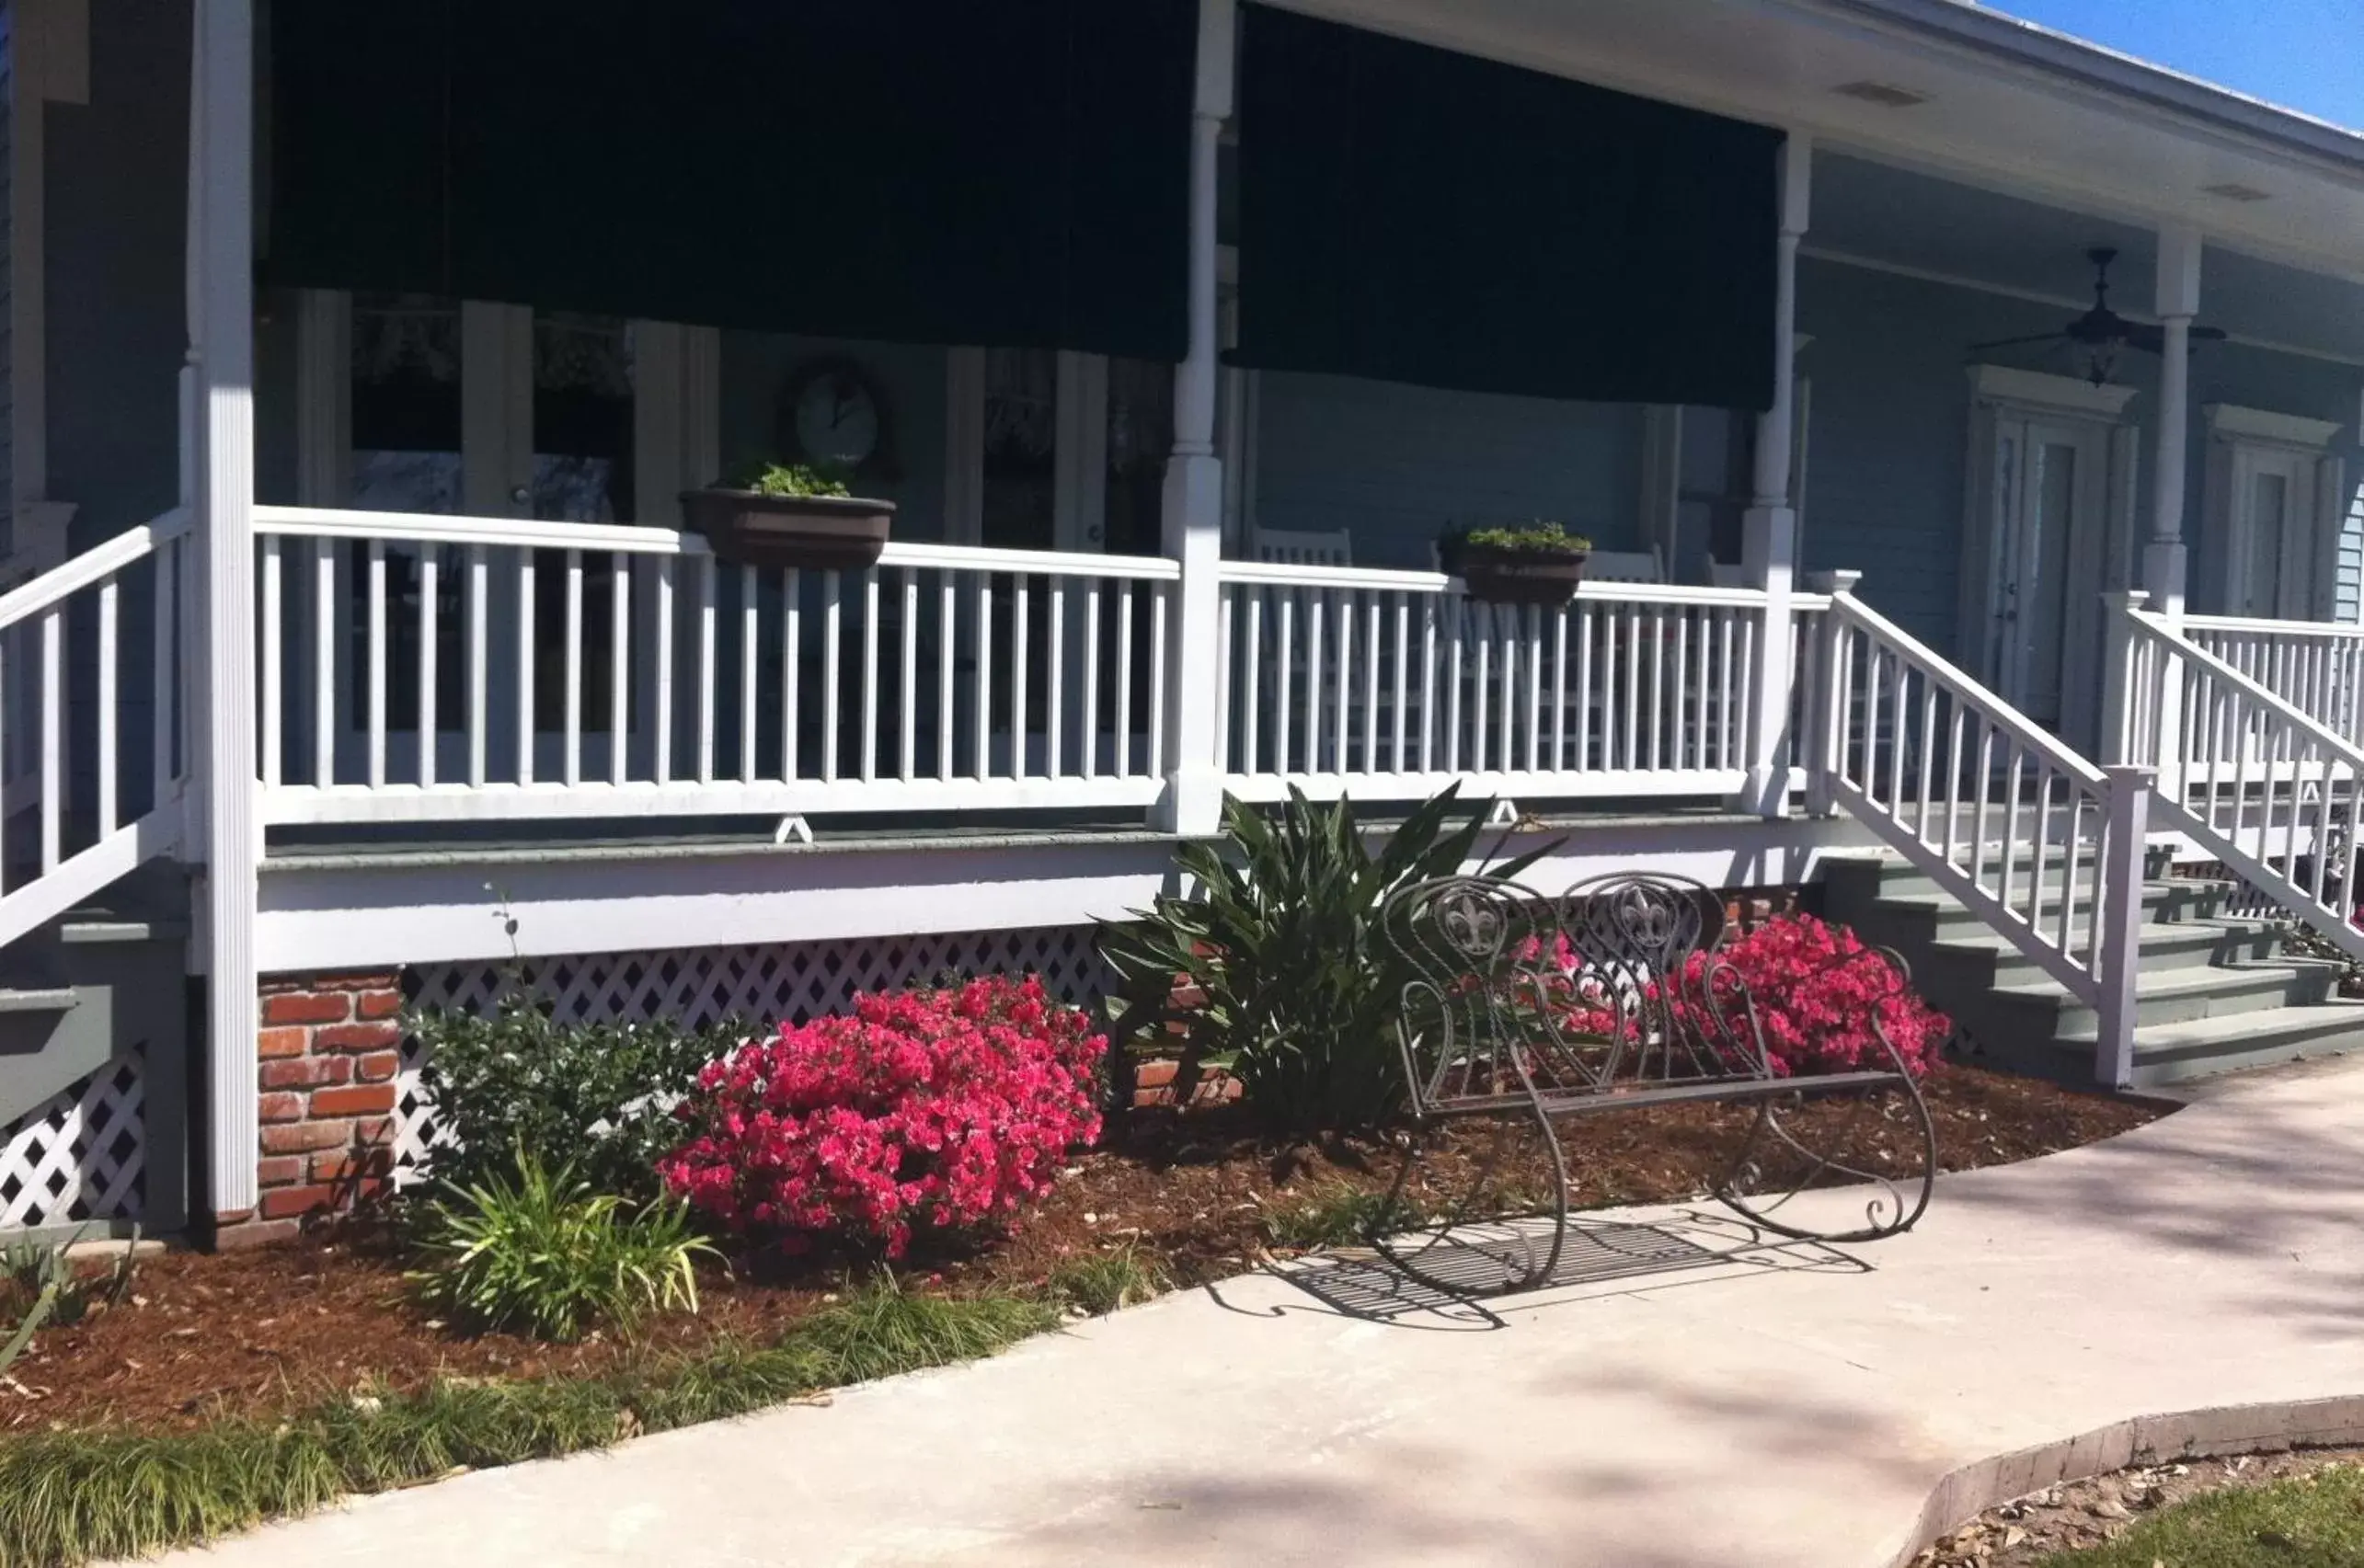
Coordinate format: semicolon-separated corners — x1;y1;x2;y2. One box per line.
1913;1447;2364;1564
1;1059;2162;1437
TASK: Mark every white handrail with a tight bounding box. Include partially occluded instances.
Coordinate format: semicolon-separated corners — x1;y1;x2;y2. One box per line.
1828;593;2107;790
1817;586;2121;1004
2119;605;2364;963
255;506;1182;580
2181;612;2364;642
0;508;189;631
1217;556;1776;607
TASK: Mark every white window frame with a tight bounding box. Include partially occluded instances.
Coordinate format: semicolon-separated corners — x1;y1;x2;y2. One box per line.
2203;402;2346;624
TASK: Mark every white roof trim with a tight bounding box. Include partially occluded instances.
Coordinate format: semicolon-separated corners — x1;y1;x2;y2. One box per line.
2203;403;2344;450
1792;0;2364;178
1968;364;2139;418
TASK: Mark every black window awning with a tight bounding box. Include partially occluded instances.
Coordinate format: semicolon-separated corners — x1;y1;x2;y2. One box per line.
264;0;1198;363
1233;5;1784;411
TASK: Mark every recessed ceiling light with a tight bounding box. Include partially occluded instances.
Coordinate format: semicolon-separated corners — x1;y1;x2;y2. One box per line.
1831;80;1931;109
2203;181;2272;203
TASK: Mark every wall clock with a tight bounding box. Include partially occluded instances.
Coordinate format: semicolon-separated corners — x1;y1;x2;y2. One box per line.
780;358;894;477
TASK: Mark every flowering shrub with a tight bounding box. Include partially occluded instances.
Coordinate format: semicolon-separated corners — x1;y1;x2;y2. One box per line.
658;977;1105;1257
1550;914;1947;1080
1697;914;1948;1078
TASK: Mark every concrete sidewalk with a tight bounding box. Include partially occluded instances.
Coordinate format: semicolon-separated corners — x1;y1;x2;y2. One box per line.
155;1056;2364;1568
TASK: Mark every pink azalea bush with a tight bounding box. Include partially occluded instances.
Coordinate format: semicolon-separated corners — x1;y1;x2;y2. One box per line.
658;976;1106;1256
1544;914;1947;1080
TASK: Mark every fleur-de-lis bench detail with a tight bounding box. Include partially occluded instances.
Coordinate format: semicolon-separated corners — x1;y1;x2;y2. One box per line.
1371;871;1937;1295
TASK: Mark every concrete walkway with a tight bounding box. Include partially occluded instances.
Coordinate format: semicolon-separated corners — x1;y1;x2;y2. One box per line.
160;1057;2364;1568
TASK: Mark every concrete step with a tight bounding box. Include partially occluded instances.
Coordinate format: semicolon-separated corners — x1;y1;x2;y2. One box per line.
1821;845;2364;1090
1977;958;2334;1041
2059;1001;2364;1088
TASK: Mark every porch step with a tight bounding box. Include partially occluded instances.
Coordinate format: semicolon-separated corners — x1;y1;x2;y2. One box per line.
1820;852;2364;1090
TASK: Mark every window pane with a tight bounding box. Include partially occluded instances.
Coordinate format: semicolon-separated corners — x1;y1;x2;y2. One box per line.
1105;358;1173;557
351;293;461;513
2250;471;2289;615
982;348;1056;550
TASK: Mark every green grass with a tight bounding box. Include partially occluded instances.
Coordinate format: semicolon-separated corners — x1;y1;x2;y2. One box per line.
1042;1246;1168;1315
0;1277;1063;1568
1262;1184;1409;1250
2038;1463;2364;1565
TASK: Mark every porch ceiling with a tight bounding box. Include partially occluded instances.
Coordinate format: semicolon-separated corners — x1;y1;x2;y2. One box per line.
1809;154;2364;366
1266;0;2364;286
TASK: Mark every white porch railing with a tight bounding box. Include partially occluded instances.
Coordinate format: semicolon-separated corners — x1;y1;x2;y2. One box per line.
0;508;190;947
252;508;1178;823
2181;614;2364;745
1213;561;1808;804
1814;580;2138;1014
2116;602;2364;962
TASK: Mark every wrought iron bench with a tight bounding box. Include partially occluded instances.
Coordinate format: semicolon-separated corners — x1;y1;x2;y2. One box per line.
1371;872;1937;1296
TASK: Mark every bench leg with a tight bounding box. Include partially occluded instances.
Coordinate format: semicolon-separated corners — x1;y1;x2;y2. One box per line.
1712;1074;1938;1244
1365;1097;1572;1298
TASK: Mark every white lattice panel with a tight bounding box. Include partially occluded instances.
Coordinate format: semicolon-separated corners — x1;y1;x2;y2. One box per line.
396;926;1107;1185
0;1052;144;1230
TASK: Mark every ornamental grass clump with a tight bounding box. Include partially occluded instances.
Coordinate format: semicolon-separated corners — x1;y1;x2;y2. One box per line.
659;976;1105;1257
411;1150;715;1343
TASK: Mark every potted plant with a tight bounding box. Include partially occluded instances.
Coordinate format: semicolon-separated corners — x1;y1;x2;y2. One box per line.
1445;521;1591;605
680;463;895;571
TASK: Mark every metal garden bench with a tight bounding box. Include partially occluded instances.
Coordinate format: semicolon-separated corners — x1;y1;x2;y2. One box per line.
1371;872;1937;1296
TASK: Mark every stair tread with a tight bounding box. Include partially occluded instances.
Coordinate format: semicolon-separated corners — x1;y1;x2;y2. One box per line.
2049;1000;2364;1047
0;986;77;1013
1989;963;2306;1004
1927;918;2273;957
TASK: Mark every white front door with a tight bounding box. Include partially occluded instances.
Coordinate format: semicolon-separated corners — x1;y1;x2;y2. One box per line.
2227;444;2324;621
1984;416;2113;732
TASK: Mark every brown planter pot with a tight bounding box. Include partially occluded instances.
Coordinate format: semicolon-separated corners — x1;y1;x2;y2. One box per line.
680;489;895;570
1457;544;1589;605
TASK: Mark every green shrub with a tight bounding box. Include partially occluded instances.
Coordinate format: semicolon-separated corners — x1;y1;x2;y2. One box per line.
1461;520;1590;553
410;1000;742;1201
738;461;851;498
411;1150;716;1343
1100;785;1552;1135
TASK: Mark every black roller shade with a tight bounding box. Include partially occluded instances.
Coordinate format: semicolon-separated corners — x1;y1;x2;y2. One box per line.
267;0;1198;362
1233;6;1784;410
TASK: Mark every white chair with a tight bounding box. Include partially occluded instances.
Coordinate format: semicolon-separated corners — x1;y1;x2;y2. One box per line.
1705;557;1748;589
1250;526;1354;567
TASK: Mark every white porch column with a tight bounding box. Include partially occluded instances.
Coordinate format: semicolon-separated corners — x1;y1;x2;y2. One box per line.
2141;224;2201;801
2145;224;2202;619
1742;133;1810;818
189;0;261;1219
1153;0;1234;837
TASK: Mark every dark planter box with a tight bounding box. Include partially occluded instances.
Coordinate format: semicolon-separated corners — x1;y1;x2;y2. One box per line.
1457;543;1589;605
680;490;895;571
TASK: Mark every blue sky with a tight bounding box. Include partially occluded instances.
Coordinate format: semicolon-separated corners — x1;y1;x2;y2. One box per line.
1994;0;2364;130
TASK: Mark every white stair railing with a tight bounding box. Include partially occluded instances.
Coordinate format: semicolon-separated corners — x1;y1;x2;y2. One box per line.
2181;614;2364;746
2115;598;2364;964
1813;577;2150;1081
0;507;191;948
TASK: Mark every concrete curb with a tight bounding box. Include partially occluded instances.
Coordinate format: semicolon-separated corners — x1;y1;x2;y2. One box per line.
1890;1395;2364;1566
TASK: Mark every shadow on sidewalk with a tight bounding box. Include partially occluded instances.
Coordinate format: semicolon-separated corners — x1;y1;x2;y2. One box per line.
1246;1210;1865;1329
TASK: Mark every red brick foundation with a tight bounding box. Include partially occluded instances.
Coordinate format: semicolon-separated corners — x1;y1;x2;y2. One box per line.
215;971;405;1247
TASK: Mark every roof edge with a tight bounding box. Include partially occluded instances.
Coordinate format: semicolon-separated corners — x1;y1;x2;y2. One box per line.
1786;0;2364;178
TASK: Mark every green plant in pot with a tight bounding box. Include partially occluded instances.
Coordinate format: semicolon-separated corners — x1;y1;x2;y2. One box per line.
681;461;895;571
1444;521;1592;605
